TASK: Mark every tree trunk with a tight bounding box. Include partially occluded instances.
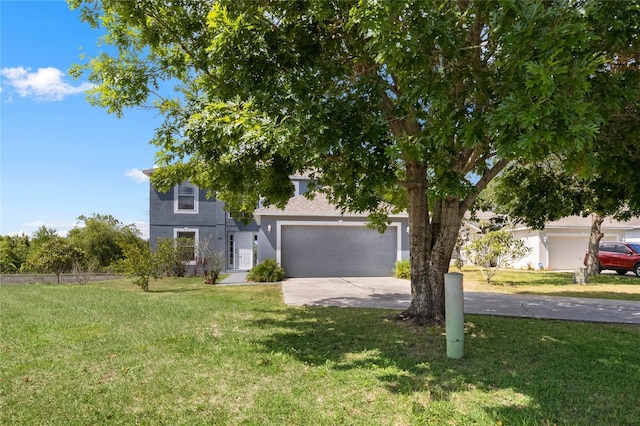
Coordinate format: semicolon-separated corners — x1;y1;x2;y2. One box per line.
403;161;464;325
586;213;604;275
403;162;433;324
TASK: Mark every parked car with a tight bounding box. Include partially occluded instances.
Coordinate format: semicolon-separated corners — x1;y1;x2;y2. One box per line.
584;242;640;277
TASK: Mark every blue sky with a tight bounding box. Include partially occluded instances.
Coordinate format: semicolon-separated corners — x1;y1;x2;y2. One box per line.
1;0;162;239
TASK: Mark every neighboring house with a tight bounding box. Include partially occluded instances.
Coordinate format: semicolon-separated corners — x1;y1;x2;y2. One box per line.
463;214;640;271
143;169;410;276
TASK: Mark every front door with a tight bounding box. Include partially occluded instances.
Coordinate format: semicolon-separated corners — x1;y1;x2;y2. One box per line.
234;232;254;270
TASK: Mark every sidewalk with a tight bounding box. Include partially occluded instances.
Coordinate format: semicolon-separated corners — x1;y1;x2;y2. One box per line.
281;277;640;325
218;272;250;285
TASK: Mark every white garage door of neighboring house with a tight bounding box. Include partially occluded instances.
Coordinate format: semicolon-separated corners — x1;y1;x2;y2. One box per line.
548;236;589;270
281;225;398;277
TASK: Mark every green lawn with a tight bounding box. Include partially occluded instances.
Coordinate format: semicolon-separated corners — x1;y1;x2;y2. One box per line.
461;267;640;301
1;277;639;425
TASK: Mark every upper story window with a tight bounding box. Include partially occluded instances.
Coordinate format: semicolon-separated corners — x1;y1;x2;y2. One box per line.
174;183;199;214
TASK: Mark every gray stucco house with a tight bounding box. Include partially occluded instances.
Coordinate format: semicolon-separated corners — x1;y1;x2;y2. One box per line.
143;169;409;277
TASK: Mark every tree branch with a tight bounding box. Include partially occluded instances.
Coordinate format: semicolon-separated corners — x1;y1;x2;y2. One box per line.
460;157;509;213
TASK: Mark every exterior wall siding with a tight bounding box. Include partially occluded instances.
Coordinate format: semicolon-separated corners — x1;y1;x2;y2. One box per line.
148;180;260;272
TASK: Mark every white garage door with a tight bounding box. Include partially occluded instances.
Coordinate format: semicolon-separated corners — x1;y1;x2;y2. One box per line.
548;236;589;270
548;235;618;270
281;225;397;277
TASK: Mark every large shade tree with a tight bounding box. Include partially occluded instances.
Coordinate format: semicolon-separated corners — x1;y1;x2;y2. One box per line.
477;1;640;276
70;0;637;324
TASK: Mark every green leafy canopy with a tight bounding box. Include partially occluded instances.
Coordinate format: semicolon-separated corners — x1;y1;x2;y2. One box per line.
69;0;612;218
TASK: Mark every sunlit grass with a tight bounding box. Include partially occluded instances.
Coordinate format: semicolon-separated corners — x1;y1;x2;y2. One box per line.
458;267;640;301
1;278;639;425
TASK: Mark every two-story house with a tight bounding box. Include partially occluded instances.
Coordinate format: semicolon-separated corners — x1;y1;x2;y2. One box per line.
144;169;410;277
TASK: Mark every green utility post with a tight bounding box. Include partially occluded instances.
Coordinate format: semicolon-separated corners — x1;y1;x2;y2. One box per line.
445;272;464;359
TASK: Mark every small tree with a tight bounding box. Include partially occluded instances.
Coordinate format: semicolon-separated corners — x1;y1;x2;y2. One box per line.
155;238;178;277
155;237;194;277
120;242;160;291
464;230;531;284
195;236;225;284
25;237;84;284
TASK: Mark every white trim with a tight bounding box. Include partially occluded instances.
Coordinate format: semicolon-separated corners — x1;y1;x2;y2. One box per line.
173;227;199;265
174;183;199;214
275;220;402;265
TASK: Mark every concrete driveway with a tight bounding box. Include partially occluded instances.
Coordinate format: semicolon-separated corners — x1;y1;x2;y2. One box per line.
282;277;640;324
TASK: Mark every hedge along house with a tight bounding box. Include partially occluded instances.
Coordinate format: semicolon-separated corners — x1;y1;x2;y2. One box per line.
254;193;409;277
143;169;409;276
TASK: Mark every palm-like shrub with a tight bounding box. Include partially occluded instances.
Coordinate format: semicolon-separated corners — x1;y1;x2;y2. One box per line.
247;259;285;282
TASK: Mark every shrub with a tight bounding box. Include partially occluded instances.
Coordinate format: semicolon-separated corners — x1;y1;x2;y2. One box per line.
247;259;286;282
463;230;531;283
196;236;225;284
155;238;188;277
120;242;160;291
394;259;411;279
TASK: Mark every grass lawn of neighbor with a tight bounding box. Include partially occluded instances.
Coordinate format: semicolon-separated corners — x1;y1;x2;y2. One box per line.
1;275;638;425
460;266;640;301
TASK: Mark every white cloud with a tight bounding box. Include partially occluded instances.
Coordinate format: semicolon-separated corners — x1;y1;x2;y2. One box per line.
0;66;94;102
12;221;80;237
134;221;150;241
125;168;149;183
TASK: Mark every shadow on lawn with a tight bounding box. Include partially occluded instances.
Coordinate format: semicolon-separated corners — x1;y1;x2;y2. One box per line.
252;306;640;424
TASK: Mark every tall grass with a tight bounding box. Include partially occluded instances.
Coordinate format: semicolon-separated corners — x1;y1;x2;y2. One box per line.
1;278;639;425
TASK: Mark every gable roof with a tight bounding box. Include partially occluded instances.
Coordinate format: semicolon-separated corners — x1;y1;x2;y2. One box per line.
464;211;640;232
543;215;640;230
255;193;342;216
254;192;408;220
